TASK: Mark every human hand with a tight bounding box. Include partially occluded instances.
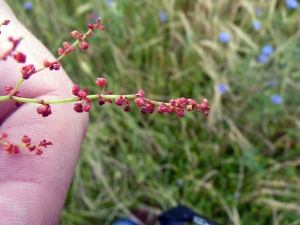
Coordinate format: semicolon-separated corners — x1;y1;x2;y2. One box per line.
0;1;88;224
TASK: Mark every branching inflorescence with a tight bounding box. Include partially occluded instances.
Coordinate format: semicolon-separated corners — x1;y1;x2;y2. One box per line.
0;17;210;155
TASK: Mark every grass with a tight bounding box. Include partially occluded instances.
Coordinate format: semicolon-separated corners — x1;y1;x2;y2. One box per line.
5;0;300;224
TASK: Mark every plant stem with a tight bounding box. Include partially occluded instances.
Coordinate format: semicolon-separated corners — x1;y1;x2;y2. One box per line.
0;94;169;106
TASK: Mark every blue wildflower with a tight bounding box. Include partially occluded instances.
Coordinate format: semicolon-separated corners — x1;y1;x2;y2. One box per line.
268;80;276;87
258;54;269;63
218;32;230;44
261;45;274;56
286;0;299;9
271;94;283;104
255;7;262;16
24;1;33;10
218;83;228;94
93;13;99;21
159;11;167;22
106;0;114;7
252;21;261;31
112;219;138;225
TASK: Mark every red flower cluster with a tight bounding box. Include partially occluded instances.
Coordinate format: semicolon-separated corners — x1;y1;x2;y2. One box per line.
71;17;105;51
133;90;210;117
0;36;26;63
20;64;36;79
72;84;92;113
5;86;23;106
36;104;52;117
0;133;52;155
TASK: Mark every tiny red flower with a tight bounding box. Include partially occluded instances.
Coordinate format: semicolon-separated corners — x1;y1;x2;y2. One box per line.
5;86;13;95
35;149;43;155
158;105;166;114
98;98;105;105
136;90;145;97
71;30;80;38
124;105;130;112
177;109;184;117
36;104;52;117
4;142;13;154
74;103;83;113
21;135;31;145
72;84;80;95
58;48;64;55
20;64;35;80
186;105;194;111
202;99;208;105
77;90;87;100
1;20;10;25
100;25;105;30
13;51;26;63
0;132;8;140
63;42;70;50
140;106;148;114
134;97;144;107
115;97;123;106
79;41;89;50
13;145;20;154
83;104;92;112
43;59;51;67
95;78;106;87
166;106;175;114
87;24;95;30
38;139;53;148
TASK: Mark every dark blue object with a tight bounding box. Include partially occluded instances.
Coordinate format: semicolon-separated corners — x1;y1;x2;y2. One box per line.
112;218;138;225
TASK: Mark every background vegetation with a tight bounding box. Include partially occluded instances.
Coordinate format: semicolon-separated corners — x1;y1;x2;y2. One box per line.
6;0;300;224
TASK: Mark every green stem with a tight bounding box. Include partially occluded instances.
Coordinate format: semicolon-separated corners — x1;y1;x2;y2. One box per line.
0;94;168;106
12;79;25;94
9;94;138;104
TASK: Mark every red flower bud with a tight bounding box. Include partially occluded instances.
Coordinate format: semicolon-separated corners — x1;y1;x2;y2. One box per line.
202;99;208;105
95;78;106;87
77;90;87;100
5;86;13;95
21;135;31;145
72;84;80;95
83;104;91;112
73;103;83;113
87;24;95;30
0;132;8;140
79;41;89;50
2;20;10;25
100;25;105;30
20;64;36;80
58;48;64;55
115;97;123;106
134;97;144;107
35;149;43;155
4;142;13;154
158;105;166;114
63;42;70;49
71;30;80;38
136;90;145;97
43;59;51;67
37;104;52;117
124;105;130;112
13;51;26;63
166;106;175;114
186;105;194;111
177;109;184;117
98;98;105;105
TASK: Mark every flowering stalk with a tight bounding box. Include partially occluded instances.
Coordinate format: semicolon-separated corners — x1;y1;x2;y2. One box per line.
0;17;210;155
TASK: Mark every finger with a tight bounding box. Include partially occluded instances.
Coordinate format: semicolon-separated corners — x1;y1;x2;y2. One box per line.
0;2;89;224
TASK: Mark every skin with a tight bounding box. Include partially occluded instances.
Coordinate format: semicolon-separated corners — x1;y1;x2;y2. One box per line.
0;1;89;224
